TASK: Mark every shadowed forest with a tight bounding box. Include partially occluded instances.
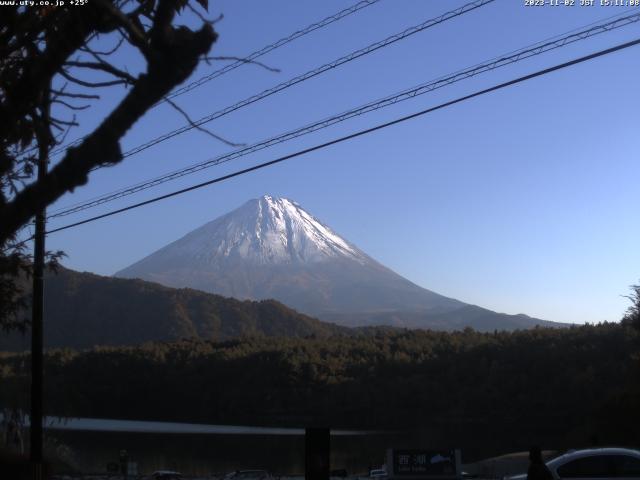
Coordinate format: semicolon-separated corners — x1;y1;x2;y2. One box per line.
2;321;639;458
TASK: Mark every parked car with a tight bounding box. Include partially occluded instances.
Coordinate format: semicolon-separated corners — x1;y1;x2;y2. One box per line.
370;469;388;478
330;468;348;478
223;470;275;480
150;471;182;480
505;448;640;480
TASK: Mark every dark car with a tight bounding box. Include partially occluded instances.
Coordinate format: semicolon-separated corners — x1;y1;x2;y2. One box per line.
223;470;275;480
150;471;183;480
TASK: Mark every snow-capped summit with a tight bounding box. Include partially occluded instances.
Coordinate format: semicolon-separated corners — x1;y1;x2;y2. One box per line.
206;194;365;265
122;195;366;269
116;196;554;331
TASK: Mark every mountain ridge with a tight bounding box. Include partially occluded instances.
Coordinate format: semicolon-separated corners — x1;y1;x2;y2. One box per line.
116;195;558;330
0;267;348;351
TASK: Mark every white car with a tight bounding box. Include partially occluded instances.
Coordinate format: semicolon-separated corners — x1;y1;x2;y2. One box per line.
506;448;640;480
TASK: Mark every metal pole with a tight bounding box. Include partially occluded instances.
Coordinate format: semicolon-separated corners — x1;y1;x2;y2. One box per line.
305;427;330;480
30;142;47;480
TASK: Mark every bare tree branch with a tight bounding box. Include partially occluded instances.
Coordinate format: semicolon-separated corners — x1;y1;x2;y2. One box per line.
0;8;98;135
59;68;130;88
64;60;137;83
53;121;74;148
51;89;101;100
50;115;79;128
93;0;151;58
51;99;91;111
186;4;223;26
164;96;245;148
79;36;125;57
0;3;218;245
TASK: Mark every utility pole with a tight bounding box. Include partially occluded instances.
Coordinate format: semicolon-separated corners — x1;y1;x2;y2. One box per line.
305;427;330;480
30;92;49;480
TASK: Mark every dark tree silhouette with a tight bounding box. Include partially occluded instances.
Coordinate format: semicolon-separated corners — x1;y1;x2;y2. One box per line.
1;322;639;450
622;282;640;330
0;0;219;329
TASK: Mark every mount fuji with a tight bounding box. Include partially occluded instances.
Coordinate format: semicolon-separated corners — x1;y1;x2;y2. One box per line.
116;195;555;331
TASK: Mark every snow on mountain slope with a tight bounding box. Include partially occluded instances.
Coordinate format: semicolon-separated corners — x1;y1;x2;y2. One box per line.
116;195;553;330
127;195;366;268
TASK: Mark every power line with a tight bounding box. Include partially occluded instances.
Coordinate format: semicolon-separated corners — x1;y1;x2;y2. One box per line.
49;0;494;165
43;36;640;237
48;10;640;219
45;0;383;158
121;0;495;159
164;0;382;102
49;9;639;217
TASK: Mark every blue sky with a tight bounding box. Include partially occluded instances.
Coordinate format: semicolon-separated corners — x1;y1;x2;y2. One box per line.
41;0;640;324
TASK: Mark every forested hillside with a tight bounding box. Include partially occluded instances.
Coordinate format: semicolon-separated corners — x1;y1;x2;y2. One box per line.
1;322;638;455
0;268;347;351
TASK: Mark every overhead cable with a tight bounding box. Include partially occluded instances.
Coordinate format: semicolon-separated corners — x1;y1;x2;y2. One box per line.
48;10;640;219
50;0;496;164
43;36;640;236
165;0;383;101
46;0;384;157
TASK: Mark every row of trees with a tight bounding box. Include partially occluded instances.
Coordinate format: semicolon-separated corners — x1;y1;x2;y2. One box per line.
1;322;639;456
